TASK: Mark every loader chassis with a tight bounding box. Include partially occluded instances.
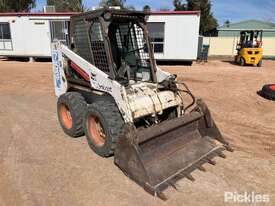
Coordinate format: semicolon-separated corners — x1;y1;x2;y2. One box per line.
52;9;232;200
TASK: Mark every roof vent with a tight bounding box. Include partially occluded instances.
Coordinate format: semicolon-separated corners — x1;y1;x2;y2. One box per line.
109;6;121;10
43;6;56;13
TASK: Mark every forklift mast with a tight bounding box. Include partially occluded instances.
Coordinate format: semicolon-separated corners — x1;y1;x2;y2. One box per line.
238;30;263;49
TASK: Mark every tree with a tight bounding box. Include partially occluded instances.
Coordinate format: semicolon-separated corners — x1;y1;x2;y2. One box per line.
173;0;218;34
0;0;36;12
47;0;86;12
224;20;230;27
100;0;126;8
187;0;218;34
159;7;170;11
99;0;135;10
173;0;186;11
0;1;5;11
143;5;151;12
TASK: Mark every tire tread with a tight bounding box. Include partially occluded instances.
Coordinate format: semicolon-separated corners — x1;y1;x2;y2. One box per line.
261;84;275;101
57;92;87;137
84;100;125;157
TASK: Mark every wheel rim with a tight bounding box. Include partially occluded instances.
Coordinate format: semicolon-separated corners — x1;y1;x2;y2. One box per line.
270;85;275;91
59;104;73;129
87;115;106;147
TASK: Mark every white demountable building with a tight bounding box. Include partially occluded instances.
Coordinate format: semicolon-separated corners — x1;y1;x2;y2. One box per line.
0;12;74;60
148;11;200;63
0;10;200;63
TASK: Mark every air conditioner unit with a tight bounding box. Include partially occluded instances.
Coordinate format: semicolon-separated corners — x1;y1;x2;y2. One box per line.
43;6;56;13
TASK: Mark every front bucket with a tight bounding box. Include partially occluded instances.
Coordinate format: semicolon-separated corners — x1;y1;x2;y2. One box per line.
114;100;233;200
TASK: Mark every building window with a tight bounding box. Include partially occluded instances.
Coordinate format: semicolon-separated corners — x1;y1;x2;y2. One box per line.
0;23;11;39
148;22;165;53
0;22;12;50
50;21;69;45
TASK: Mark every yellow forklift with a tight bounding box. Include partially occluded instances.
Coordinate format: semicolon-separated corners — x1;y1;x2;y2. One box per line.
235;30;263;67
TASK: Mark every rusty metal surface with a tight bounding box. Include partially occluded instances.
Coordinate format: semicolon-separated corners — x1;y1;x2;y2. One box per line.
114;100;233;200
137;111;202;143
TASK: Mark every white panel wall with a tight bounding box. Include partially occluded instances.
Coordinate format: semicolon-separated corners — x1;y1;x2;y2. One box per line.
0;42;4;50
0;16;70;57
148;14;200;61
0;14;200;60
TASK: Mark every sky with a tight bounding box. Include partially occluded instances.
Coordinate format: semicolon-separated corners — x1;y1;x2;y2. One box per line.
35;0;275;25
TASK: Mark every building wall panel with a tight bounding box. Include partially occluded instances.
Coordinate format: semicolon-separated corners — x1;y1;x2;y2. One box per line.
203;37;275;57
148;14;200;61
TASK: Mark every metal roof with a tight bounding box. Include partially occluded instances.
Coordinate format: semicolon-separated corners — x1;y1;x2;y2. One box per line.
0;12;77;17
218;19;275;30
218;28;275;32
0;10;200;17
151;11;200;15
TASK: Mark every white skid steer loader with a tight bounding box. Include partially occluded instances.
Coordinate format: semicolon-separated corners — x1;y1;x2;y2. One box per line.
52;8;233;200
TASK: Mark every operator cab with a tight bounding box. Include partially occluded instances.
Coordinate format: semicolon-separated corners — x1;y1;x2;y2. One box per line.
237;30;263;50
69;9;156;86
108;17;153;83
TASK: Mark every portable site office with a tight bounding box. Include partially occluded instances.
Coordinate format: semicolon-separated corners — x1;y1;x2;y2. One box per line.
0;10;200;62
0;12;74;59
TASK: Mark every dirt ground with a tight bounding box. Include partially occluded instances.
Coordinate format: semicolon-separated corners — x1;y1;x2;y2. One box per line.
0;59;274;206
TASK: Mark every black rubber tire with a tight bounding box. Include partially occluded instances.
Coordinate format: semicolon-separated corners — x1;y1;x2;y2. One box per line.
234;56;238;64
261;84;275;101
240;57;245;66
83;100;125;157
57;92;87;137
257;59;263;67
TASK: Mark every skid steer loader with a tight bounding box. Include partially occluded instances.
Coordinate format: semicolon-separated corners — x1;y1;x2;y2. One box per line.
52;8;233;199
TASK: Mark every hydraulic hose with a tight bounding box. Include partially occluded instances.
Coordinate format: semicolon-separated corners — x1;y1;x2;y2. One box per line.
176;81;196;112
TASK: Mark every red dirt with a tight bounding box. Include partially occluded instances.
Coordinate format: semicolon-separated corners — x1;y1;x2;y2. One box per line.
0;60;274;206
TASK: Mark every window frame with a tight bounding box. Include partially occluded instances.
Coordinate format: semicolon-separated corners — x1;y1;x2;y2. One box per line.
0;22;13;51
50;20;70;45
147;22;165;54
